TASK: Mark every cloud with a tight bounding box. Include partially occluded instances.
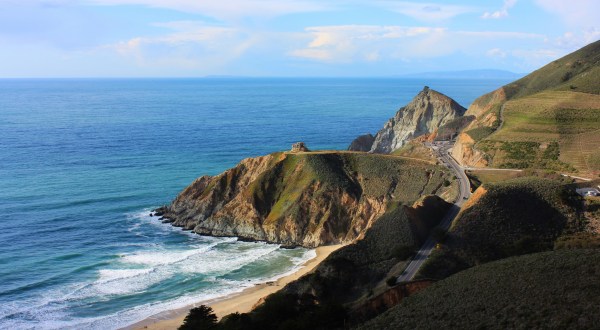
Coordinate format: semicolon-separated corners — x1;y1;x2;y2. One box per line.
288;25;545;64
85;0;328;21
374;1;476;21
457;31;543;39
288;25;449;62
535;0;600;29
487;48;507;58
482;0;517;19
103;21;256;70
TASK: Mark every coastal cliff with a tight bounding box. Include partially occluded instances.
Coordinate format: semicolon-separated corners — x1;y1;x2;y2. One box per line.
349;87;466;153
158;151;453;248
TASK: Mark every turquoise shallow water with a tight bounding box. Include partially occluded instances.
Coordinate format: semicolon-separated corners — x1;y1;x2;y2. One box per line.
0;78;509;329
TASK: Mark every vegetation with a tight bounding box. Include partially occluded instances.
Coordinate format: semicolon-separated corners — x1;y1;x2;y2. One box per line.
417;177;581;279
465;168;572;190
179;305;218;330
180;196;451;329
283;196;449;305
391;142;436;163
435;115;475;140
358;249;600;329
188;294;346;330
477;138;576;171
503;40;600;97
465;126;495;142
243;152;454;231
555;232;600;250
461;41;600;174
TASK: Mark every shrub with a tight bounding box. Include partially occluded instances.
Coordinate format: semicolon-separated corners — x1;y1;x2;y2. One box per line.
542;142;560;160
391;245;414;260
431;227;447;243
180;305;218;330
386;276;398;287
360;250;600;329
466;127;495;142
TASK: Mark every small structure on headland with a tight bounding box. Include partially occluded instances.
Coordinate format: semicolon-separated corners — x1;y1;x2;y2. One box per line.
291;142;310;153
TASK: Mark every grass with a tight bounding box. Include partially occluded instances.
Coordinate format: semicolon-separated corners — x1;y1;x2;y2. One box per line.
465;126;495;142
391;141;436;163
416;177;582;279
460;41;600;175
247;152;453;229
465;169;524;190
358;249;600;329
465;168;573;190
477;91;600;173
503;40;600;98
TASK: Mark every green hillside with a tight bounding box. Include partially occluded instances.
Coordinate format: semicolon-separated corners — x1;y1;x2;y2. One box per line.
504;40;600;97
417;177;582;279
249;152;455;222
462;40;600;175
358;249;600;330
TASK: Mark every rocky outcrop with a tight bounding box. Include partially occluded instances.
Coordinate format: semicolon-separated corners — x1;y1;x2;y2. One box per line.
350;87;466;154
464;88;506;120
450;88;506;166
451;133;489;168
160;152;452;248
348;134;375;152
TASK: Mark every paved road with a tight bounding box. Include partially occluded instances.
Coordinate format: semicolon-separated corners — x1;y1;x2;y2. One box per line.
396;142;470;283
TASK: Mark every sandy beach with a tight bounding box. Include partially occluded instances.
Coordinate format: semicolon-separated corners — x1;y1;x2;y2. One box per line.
126;244;342;330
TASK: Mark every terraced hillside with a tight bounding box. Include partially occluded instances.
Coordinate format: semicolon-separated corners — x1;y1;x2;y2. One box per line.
453;40;600;176
478;91;600;171
358;249;600;330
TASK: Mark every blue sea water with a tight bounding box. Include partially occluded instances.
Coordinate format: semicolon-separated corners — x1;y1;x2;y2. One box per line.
0;78;510;329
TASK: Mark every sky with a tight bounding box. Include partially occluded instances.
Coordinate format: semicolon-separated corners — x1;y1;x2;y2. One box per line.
0;0;598;77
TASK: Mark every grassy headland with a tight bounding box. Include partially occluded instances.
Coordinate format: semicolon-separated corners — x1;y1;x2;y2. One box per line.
359;249;600;329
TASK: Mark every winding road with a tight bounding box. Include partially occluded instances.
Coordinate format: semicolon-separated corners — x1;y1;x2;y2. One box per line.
396;141;471;283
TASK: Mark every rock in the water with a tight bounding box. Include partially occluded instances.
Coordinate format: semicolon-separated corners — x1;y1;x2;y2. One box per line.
348;134;375;152
351;86;466;154
153;206;167;217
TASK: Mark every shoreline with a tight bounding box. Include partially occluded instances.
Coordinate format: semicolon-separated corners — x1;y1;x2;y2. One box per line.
126;244;343;330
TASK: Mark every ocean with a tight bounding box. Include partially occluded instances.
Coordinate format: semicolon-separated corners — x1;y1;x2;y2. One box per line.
0;78;510;329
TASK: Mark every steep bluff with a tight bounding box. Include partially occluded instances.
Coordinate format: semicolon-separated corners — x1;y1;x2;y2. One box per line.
159;152;453;248
450;88;506;167
349;87;466;153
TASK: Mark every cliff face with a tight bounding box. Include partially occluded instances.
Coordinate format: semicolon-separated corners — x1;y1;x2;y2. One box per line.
451;132;489;168
350;87;466;154
160;152;453;248
450;88;505;167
